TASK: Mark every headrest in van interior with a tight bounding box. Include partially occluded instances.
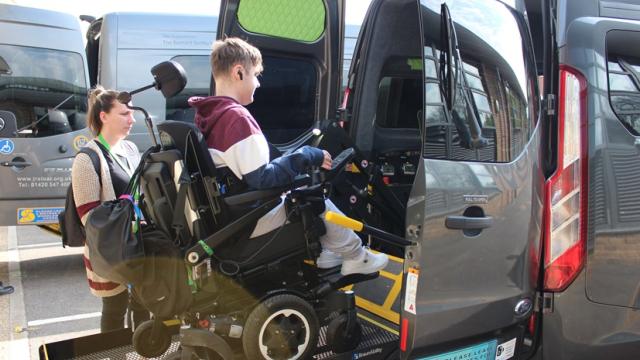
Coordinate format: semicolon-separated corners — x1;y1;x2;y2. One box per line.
0;110;18;137
68;112;87;130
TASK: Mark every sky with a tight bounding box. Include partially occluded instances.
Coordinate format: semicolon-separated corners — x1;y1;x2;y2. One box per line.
1;0;371;25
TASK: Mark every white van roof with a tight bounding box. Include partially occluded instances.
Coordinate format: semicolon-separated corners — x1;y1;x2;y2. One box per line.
0;4;81;31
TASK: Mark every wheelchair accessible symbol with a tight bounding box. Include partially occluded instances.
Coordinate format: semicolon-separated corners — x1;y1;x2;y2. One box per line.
0;139;14;155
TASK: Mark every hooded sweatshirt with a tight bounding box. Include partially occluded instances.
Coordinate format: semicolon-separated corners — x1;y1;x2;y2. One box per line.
188;96;324;190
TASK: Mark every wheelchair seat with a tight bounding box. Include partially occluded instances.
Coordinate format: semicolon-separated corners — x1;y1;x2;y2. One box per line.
144;121;314;260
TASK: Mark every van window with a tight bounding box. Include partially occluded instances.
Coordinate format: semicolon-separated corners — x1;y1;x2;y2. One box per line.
376;76;422;129
420;0;537;162
166;55;210;122
606;57;640;135
0;45;87;137
247;55;317;144
374;57;423;130
237;0;325;42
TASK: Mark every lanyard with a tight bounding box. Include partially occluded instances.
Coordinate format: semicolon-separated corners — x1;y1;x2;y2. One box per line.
97;134;133;178
98;134;141;232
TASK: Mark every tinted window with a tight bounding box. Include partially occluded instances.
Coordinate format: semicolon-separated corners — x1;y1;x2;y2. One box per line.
166;55;210;122
420;0;537;162
607;57;640;135
376;58;423;129
247;56;317;144
0;45;87;138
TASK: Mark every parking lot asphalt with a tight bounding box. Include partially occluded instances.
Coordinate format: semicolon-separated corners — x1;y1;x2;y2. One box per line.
1;225;101;360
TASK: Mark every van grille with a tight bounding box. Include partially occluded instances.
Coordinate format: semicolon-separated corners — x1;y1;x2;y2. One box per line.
611;152;640;222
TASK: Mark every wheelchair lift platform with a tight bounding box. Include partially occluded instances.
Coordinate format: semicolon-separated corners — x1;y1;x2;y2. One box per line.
38;308;399;359
39;254;404;359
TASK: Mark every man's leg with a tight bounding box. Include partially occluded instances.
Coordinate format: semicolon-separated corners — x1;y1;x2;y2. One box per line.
249;197;287;238
320;200;389;275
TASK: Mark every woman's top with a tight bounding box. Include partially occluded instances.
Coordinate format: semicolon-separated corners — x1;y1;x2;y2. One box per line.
71;139;141;297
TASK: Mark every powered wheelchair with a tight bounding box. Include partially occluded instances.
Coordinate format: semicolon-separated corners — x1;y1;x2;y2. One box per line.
127;63;377;360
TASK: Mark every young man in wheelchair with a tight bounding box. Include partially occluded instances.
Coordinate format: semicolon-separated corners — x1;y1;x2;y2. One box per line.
187;37;388;276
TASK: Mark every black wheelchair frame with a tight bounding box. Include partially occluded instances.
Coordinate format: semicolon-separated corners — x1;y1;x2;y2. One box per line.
133;120;375;359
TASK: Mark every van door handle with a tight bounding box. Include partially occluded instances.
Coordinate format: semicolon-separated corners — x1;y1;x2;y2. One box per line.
1;161;32;167
445;215;493;230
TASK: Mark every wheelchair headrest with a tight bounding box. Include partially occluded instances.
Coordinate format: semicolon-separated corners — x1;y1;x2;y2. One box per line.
157;120;218;178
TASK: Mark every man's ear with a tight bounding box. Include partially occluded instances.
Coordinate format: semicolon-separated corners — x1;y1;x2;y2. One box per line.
232;64;244;81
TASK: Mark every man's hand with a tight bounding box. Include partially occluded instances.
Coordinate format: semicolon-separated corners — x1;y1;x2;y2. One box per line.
321;150;332;170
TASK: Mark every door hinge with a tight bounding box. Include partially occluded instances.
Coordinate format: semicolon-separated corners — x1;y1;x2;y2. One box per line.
542;292;554;314
544;94;556;116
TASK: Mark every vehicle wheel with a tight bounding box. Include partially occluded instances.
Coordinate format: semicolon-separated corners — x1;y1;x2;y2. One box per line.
242;294;319;360
326;314;362;353
132;320;171;358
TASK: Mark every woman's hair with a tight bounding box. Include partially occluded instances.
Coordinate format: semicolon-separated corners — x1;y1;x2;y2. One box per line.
86;86;120;135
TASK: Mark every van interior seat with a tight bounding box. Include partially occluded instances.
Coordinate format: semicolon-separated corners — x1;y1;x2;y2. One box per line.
46;109;71;135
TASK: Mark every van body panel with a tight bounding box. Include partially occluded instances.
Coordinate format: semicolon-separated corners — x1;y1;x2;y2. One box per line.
0;4;90;226
95;12;217;151
404;134;543;353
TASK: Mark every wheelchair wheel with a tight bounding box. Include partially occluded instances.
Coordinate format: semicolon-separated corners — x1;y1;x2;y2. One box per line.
132;320;171;358
326;314;362;353
243;294;319;360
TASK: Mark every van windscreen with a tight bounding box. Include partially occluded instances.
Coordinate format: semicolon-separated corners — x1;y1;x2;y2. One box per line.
0;44;87;138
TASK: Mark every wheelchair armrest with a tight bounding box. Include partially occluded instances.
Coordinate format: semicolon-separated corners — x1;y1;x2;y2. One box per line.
223;175;312;208
185;197;281;264
224;188;284;207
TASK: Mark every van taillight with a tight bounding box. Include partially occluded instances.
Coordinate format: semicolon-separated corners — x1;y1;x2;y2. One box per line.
542;65;588;292
400;318;409;351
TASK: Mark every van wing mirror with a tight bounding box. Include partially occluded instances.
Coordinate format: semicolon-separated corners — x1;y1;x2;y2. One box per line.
151;60;188;99
0;56;11;75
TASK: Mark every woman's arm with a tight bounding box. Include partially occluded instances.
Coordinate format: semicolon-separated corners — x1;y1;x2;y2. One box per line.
72;152;102;225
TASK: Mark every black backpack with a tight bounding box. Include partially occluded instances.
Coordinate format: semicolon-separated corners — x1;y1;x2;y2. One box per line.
59;147;101;247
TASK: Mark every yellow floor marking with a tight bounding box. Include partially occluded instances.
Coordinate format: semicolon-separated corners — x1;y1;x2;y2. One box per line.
357;313;399;336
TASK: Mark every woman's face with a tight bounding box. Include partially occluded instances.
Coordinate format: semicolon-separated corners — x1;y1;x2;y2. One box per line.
100;101;135;139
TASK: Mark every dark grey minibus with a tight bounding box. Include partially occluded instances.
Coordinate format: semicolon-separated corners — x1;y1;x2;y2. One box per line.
527;0;640;358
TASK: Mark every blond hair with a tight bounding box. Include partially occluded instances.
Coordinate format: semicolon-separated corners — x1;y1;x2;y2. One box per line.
210;37;263;79
86;86;120;135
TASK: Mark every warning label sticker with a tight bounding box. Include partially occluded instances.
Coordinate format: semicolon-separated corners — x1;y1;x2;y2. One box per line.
495;337;516;360
404;268;419;314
